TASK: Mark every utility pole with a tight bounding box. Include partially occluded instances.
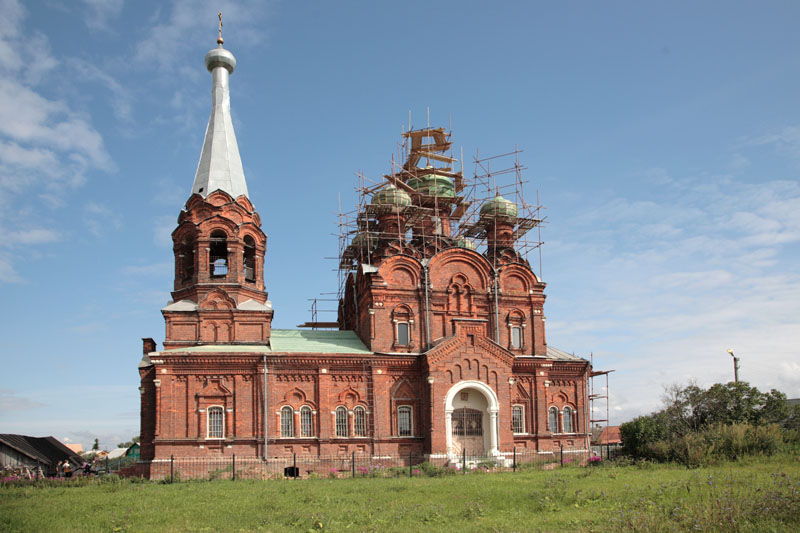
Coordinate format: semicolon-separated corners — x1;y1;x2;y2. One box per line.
726;348;740;383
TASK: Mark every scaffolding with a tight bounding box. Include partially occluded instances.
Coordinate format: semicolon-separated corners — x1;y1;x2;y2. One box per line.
589;353;615;450
334;123;546;305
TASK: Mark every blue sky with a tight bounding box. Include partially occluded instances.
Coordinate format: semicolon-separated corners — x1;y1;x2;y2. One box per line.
1;0;798;450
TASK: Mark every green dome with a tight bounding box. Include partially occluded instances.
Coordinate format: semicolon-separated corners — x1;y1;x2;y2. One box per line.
372;184;412;208
407;168;455;199
480;194;518;219
351;232;376;250
454;237;477;250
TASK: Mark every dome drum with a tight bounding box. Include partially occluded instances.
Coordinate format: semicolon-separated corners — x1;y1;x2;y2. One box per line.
351;232;378;251
454;237;477;250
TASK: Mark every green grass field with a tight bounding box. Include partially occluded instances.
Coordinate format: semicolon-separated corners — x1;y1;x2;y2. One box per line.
2;455;798;532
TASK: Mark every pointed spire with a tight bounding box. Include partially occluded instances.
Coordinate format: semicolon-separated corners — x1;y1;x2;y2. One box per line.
191;14;249;200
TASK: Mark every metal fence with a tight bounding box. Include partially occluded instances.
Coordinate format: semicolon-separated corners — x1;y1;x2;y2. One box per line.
133;447;593;482
98;455;138;474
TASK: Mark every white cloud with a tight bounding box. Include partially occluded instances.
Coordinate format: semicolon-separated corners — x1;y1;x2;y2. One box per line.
83;202;122;237
134;0;272;72
0;389;46;411
547;171;800;423
0;0;114;282
122;262;172;277
0;256;22;283
153;214;176;247
74;62;133;122
747;125;800;161
2;228;61;246
81;0;124;31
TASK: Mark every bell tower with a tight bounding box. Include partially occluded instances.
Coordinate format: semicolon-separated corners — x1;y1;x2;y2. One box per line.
162;27;273;349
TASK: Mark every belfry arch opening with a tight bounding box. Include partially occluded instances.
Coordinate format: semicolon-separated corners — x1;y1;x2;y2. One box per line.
209;230;228;277
179;236;195;281
243;235;256;282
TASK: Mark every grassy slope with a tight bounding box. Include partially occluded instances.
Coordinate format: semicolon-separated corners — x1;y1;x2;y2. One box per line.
2;455;798;532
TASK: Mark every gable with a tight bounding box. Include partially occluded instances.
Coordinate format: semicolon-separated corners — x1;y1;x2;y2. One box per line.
425;320;514;370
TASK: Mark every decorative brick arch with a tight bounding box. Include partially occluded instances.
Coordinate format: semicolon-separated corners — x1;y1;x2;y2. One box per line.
427;248;493;292
198;290;236;310
377;255;423;288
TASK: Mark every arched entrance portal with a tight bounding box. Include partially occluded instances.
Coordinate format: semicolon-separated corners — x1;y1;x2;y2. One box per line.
444;380;499;458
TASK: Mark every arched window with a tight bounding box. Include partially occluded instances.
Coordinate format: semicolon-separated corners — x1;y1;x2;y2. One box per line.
511;327;522;349
209;230;228;277
335;406;348;437
353;406;367;436
397;323;409;346
300;406;314;437
512;405;525;434
563;406;574;433
507;310;525;350
207;406;224;439
397;405;413;436
392;306;413;347
548;406;559;433
280;406;294;437
243;235;256;282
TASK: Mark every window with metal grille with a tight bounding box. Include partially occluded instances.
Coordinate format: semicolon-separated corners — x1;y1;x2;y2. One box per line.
397;322;409;346
511;326;522;349
354;406;367;436
300;406;313;437
563;406;574;433
207;406;224;439
549;406;559;433
335;406;348;437
398;406;413;436
281;406;294;437
512;405;525;433
452;408;483;437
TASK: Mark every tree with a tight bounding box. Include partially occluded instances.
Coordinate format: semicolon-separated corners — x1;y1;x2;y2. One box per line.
116;436;140;449
620;381;796;459
92;438;99;451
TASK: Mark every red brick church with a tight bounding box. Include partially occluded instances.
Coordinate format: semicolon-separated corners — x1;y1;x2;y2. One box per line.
138;33;591;469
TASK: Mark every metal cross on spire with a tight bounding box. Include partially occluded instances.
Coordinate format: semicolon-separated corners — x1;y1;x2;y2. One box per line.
217;11;224;45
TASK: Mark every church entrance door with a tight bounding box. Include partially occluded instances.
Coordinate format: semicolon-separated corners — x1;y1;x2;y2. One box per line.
451;408;484;456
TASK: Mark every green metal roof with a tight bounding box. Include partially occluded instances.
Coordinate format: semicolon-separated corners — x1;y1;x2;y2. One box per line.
269;329;372;354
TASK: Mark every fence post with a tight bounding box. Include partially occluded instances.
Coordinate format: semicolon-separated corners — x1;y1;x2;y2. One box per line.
232;454;236;481
170;454;174;483
409;449;412;478
513;447;516;473
559;443;564;467
462;448;466;474
293;453;297;479
351;451;356;478
105;456;109;474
